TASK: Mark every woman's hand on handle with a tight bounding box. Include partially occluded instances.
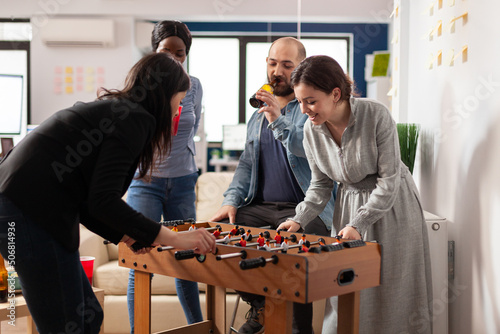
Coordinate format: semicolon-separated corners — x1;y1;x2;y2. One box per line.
277;219;301;233
338;226;362;240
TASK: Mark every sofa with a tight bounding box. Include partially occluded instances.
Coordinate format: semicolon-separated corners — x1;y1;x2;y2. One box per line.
79;171;326;333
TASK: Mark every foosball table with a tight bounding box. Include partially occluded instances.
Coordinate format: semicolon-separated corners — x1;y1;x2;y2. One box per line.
118;221;382;334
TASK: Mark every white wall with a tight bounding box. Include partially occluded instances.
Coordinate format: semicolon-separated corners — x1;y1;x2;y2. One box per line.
0;0;393;22
1;0;393;124
30;16;136;123
401;1;500;333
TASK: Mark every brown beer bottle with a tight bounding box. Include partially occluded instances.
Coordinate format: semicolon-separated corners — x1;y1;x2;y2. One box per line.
0;254;8;303
249;78;278;108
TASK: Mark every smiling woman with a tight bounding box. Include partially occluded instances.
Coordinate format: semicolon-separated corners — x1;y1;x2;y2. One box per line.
283;55;433;334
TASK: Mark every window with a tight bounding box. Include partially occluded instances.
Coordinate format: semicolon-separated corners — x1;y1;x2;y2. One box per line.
188;35;350;142
187;38;240;142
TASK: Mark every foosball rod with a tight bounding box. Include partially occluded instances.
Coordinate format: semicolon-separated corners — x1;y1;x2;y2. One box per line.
215;250;247;261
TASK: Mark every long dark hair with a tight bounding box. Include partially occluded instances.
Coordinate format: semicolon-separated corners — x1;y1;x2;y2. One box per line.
151;20;192;55
291;55;356;101
98;52;190;178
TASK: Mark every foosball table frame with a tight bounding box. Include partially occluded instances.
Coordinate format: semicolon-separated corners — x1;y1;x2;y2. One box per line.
118;222;382;334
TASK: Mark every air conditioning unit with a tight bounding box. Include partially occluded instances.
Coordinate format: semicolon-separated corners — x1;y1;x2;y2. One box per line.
41;18;115;47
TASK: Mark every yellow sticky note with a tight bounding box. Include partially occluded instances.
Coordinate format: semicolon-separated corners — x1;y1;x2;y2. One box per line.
391;29;399;44
461;45;468;63
65;86;74;94
65;67;73;74
446;49;455;66
390;6;399;18
427;53;434;70
387;86;396;97
437;50;443;66
85;84;94;93
85;76;94;84
448;0;455;6
86;67;94;74
427;3;434;16
449;20;456;33
65;76;73;84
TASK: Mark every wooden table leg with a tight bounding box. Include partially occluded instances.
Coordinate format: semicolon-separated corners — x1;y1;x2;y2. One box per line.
264;297;293;334
27;315;38;334
338;291;360;334
206;285;226;334
134;271;151;334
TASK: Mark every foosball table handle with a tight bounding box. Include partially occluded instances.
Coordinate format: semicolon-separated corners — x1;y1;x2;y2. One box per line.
239;255;278;270
174;249;197;260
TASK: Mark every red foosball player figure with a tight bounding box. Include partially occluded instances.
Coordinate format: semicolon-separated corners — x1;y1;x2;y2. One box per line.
237;235;247;247
299;240;310;253
213;226;222;238
298;233;307;246
257;232;265;247
188;222;197;231
171;223;179;233
230;224;240;236
244;229;252;240
280;237;289;253
274;230;282;244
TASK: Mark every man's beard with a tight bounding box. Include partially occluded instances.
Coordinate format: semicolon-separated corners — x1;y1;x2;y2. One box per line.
270;76;294;97
274;84;294;97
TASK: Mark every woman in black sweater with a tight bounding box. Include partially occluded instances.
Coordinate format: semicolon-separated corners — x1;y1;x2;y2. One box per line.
0;52;215;333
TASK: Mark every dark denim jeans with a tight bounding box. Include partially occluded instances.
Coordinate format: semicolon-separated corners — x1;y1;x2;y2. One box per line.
125;172;202;332
0;193;103;334
229;202;329;334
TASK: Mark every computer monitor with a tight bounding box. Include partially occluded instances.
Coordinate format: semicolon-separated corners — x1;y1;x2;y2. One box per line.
222;124;247;151
0;74;23;157
0;74;23;135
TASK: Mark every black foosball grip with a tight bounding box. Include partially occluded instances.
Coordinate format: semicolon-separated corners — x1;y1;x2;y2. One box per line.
174;249;197;260
343;240;366;248
321;244;344;252
239;257;266;270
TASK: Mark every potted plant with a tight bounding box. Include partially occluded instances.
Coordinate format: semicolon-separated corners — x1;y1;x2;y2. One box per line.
397;123;420;174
